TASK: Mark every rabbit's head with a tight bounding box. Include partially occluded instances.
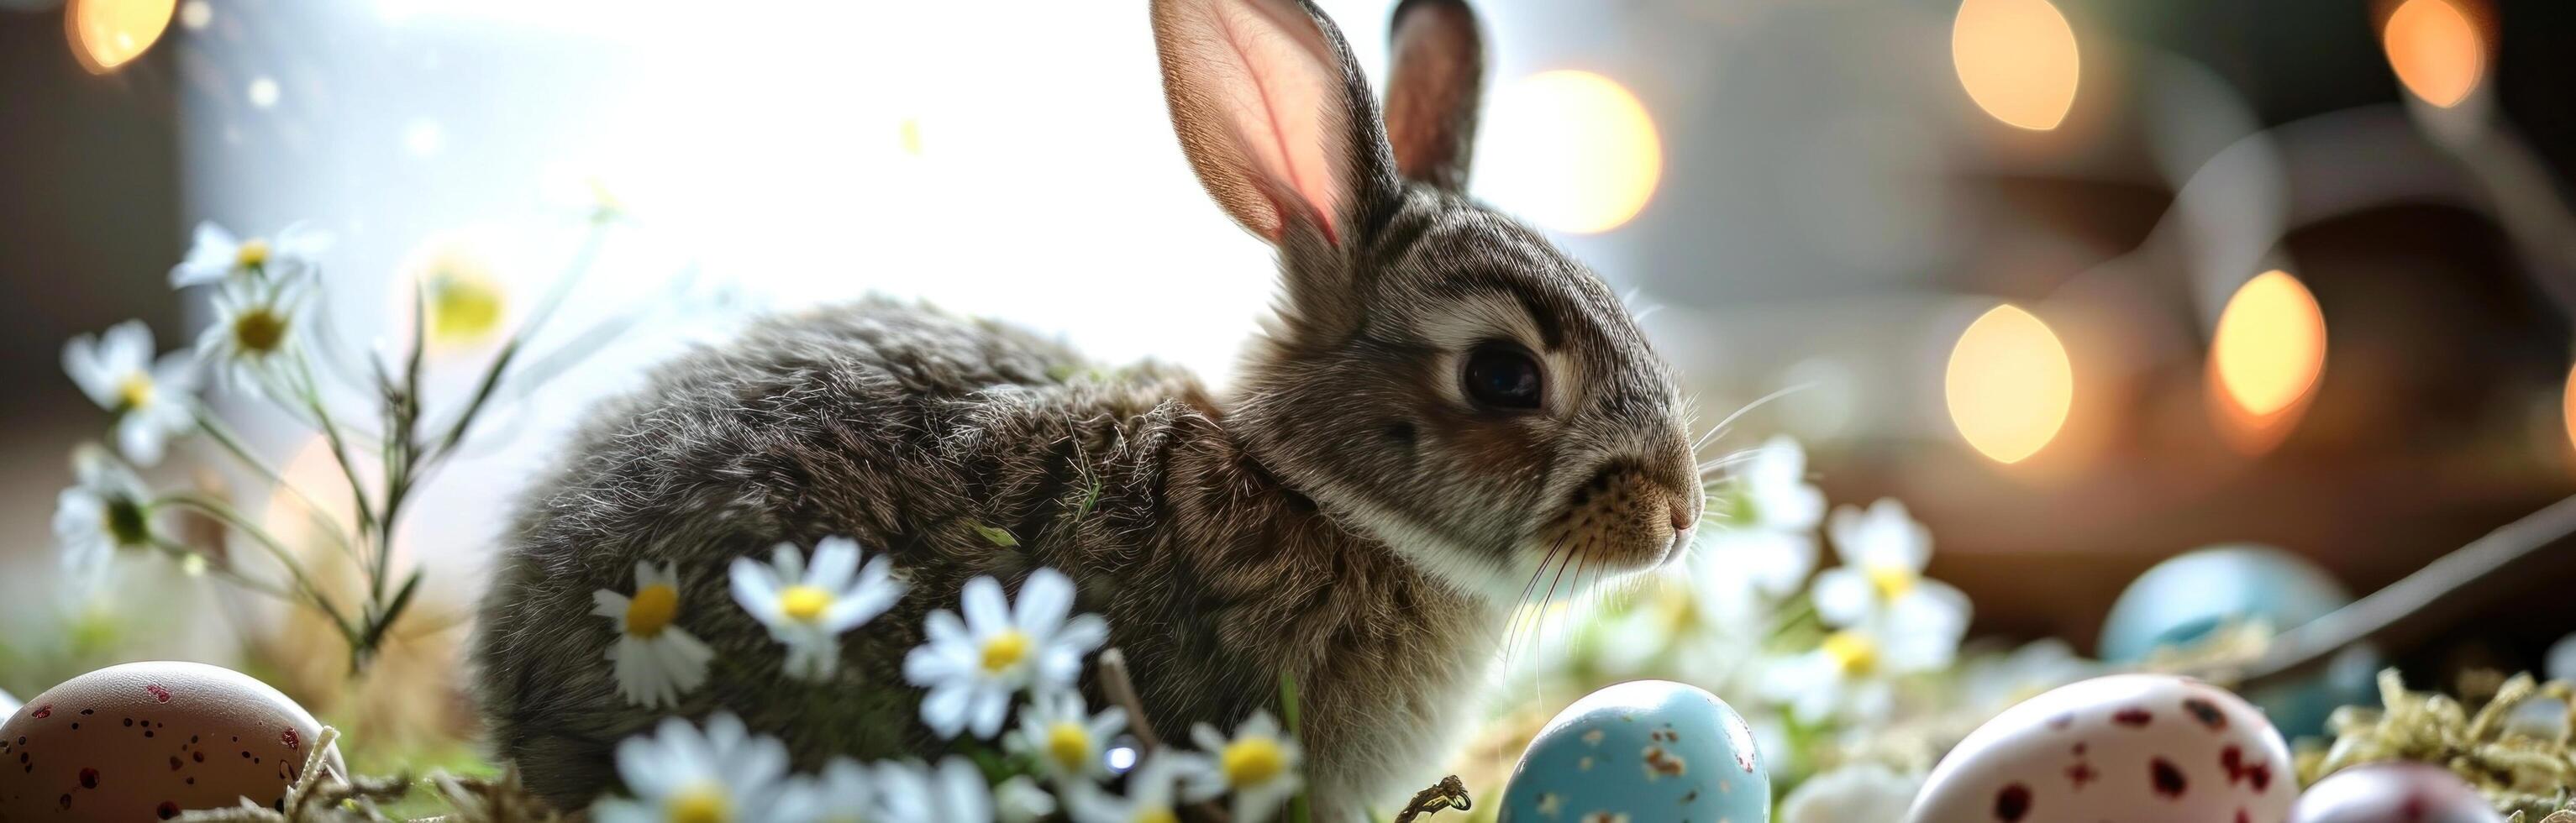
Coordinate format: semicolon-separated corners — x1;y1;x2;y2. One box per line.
1154;0;1701;602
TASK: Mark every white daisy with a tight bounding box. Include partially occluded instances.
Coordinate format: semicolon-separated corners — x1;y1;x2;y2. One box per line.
1007;688;1127;785
902;568;1107;739
1182;711;1302;823
1958;638;2096;714
54;444;155;588
992;776;1056;823
872;757;992;823
775;758;873;823
730;537;905;681
591;713;794;823
1778;763;1923;823
62;320;198;465
1701;435;1825;599
195;277;312;396
1065;753;1200;823
1811;499;1969;664
171;221;332;286
592;560;716;709
1760;613;1959;723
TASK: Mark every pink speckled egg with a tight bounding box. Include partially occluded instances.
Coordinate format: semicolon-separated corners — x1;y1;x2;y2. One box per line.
2289;762;2502;823
0;662;342;821
1907;674;2297;823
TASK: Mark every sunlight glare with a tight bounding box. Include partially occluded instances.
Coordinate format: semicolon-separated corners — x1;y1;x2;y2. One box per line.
1479;70;1663;234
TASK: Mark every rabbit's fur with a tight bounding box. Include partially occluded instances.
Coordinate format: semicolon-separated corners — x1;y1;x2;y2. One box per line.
471;0;1704;815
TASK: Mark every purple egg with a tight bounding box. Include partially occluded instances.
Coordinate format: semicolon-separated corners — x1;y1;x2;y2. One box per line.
2289;762;2502;823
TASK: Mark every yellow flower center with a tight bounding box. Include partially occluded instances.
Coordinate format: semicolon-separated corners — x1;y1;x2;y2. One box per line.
780;584;833;623
234;239;271;269
1822;630;1879;677
1220;737;1288;787
115;374;155;412
231;307;288;355
663;784;731;823
1044;721;1093;772
423;262;507;344
625;584;679;638
1134;808;1179;823
1866;564;1917;602
980;630;1031;674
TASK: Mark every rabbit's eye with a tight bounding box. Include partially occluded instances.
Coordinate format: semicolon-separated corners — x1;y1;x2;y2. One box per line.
1463;343;1543;411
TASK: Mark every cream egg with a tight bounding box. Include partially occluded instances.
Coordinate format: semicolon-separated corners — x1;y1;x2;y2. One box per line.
0;661;341;820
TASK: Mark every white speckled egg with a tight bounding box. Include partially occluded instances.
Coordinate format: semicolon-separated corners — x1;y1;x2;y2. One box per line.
1907;674;2295;823
2289;762;2502;823
0;662;342;821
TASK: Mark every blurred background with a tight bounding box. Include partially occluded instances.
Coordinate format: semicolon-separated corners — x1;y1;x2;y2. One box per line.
5;0;2576;754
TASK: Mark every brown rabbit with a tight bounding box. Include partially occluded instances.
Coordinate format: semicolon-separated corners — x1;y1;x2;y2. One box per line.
470;0;1705;815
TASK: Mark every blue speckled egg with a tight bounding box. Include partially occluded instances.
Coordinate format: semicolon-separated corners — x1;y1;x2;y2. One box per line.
2099;544;2377;736
1501;679;1769;823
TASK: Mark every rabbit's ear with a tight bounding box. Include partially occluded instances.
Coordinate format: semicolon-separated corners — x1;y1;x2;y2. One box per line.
1152;0;1398;248
1383;0;1485;193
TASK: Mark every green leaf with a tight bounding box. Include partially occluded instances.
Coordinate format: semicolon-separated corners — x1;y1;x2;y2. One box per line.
973;523;1020;548
1072;478;1102;523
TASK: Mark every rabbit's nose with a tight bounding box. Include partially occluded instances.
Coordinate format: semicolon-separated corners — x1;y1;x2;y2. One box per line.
1668;501;1694;532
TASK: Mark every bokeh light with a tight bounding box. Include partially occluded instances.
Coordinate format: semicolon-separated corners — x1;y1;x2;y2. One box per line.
2382;0;2484;107
2563;364;2575;454
1946;303;2074;464
1951;0;2082;131
2211;270;2326;417
1478;70;1663;234
65;0;176;74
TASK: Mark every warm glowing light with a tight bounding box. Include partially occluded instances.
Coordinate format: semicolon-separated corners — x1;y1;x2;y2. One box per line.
2562;364;2575;453
1951;0;2082;130
66;0;176;74
1946;303;2074;464
1480;70;1662;234
2383;0;2484;107
2211;270;2326;417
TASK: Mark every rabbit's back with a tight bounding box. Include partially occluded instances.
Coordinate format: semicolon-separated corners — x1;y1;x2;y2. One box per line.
471;296;1198;802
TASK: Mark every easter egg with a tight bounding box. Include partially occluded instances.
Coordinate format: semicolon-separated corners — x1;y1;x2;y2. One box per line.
0;661;343;820
2289;763;2501;823
2100;545;2377;736
1501;679;1768;823
1907;674;2295;823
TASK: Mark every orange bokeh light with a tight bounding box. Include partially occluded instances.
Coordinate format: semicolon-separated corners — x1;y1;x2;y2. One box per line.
66;0;176;75
1946;303;2074;464
1952;0;2082;130
2383;0;2484;107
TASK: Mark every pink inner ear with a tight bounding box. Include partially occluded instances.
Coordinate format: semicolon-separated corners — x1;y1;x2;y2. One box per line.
1159;0;1351;244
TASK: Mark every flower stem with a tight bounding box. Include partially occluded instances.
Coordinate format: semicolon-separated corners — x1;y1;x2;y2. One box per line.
155;492;359;647
148;537;293;602
188;402;361;564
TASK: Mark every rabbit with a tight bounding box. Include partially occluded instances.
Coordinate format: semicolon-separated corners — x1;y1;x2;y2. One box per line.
469;0;1706;815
